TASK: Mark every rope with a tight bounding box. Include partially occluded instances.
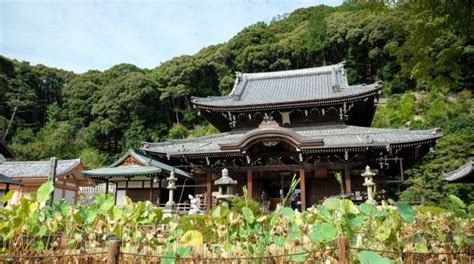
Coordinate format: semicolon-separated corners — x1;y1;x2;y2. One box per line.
0;251;107;259
120;248;335;260
349;247;473;256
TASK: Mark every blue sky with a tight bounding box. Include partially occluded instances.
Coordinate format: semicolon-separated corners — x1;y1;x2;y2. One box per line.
1;0;341;73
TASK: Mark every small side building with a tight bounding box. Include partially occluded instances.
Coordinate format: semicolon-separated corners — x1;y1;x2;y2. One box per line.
82;149;190;205
0;159;88;204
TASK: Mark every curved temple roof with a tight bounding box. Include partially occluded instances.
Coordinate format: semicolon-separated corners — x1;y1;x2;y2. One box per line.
192;62;382;111
142;124;442;157
443;160;473;183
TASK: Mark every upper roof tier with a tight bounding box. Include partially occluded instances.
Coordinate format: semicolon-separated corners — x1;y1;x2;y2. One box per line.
192;62;382;111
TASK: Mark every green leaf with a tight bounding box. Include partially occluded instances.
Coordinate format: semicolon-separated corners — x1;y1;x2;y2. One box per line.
161;251;176;264
274;236;285;247
359;203;378;216
449;195;466;208
242;207;255;223
415;243;428;253
34;241;45;251
374;224;391;241
350;215;367;229
95;193;114;211
0;190;14;203
280;207;295;219
180;230;203;246
290;252;307;262
309;223;337;243
177;246;192;257
36;181;54;203
112;207;123;220
395;202;415;223
358;251;392;264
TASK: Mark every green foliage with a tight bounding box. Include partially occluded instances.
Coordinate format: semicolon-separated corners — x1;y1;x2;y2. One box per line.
0;181;472;261
167;123;189;139
230;196;261;216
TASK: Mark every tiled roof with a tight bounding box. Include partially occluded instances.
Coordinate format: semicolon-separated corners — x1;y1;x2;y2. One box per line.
443;160;473;182
142;125;442;156
192;62;381;110
0;159;81;178
83;149;190;179
0;173;20;185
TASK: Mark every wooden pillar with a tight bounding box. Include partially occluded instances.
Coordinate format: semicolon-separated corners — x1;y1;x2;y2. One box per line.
105;179;109;195
399;158;404;182
344;166;351;194
206;172;212;211
247;167;253;200
149;176;153;202
299;169;306;210
114;183;118;205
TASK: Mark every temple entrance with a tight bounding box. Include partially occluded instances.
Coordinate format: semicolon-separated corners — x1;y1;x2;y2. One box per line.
251;169;304;212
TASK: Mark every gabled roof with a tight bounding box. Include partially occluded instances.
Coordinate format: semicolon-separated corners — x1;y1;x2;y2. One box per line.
192;62;382;111
0;173;20;185
82;149;190;179
0;159;82;178
142;124;442;157
443;160;474;183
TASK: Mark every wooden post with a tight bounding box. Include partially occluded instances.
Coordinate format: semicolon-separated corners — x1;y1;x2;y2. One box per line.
107;239;121;264
48;157;58;205
299;169;306;210
344;166;351;194
246;167;253;200
206;172;212;211
335;236;349;264
105;179;109;195
149;176;153;202
114;183;118;205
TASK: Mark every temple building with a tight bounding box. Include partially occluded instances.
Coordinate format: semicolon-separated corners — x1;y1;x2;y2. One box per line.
0;159;88;204
82;149;190;205
140;62;442;211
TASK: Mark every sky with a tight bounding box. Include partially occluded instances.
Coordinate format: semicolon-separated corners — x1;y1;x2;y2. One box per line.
1;0;341;73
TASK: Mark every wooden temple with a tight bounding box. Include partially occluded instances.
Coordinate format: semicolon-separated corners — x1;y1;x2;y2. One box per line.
140;62;442;211
82;149;190;205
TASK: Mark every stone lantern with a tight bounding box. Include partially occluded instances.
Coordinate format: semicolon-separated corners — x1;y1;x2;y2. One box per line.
214;168;237;208
165;169;177;213
361;165;376;204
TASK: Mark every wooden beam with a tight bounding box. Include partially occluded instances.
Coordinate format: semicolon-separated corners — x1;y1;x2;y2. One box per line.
247;167;253;200
206;172;212;211
344;166;351;194
299;169;306;210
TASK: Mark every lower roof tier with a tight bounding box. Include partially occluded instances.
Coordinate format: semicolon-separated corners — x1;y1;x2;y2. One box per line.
142;122;442;158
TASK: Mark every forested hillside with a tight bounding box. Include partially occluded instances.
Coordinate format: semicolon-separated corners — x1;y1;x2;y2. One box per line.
0;1;472;203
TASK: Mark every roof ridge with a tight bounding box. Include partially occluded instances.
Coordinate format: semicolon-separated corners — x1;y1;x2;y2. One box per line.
241;63;344;81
